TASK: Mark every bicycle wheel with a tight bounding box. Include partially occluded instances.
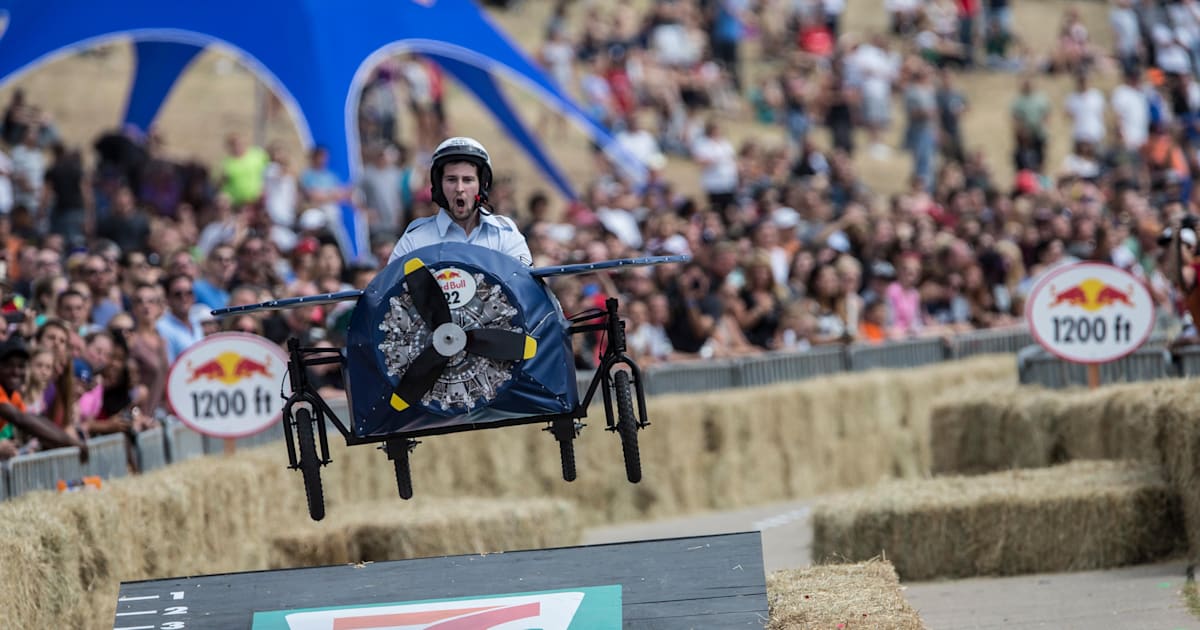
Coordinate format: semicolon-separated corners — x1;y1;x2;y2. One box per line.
294;407;325;521
393;440;414;500
613;370;642;483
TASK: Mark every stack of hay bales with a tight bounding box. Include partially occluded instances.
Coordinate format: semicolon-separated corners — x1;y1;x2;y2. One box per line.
767;559;924;629
268;497;579;568
929;382;1170;476
930;379;1200;560
811;460;1183;580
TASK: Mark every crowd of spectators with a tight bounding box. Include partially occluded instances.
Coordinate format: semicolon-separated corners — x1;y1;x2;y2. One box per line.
1;0;1200;461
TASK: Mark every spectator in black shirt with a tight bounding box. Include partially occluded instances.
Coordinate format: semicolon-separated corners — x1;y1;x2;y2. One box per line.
96;185;150;254
43;143;88;248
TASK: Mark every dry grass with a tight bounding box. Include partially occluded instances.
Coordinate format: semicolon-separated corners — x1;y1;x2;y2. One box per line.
767;559;925;630
0;0;1114;206
811;460;1185;581
267;497;579;569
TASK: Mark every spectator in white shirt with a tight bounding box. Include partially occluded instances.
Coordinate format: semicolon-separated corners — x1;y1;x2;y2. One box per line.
9;126;45;214
0;147;12;216
1064;72;1106;145
691;120;739;214
1111;69;1149;151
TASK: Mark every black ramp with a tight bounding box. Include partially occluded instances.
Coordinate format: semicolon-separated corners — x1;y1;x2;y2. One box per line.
113;531;768;629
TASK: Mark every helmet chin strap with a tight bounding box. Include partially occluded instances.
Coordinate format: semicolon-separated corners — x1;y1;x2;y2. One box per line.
474;190;493;215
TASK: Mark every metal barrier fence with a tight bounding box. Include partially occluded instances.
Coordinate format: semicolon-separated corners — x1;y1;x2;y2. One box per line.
848;337;947;372
735;345;846;388
135;426;167;473
643;359;740;395
164;420;206;463
948;327;1034;359
1175;345;1200;378
7;446;84;496
201;420;287;455
84;433;129;480
1017;345;1175;388
0;324;1157;500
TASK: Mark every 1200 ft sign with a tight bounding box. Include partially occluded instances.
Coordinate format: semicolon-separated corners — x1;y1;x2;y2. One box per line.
190;386;274;419
1051;314;1135;344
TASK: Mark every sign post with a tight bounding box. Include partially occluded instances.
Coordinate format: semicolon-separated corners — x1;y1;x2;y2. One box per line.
1025;262;1155;389
165;332;290;446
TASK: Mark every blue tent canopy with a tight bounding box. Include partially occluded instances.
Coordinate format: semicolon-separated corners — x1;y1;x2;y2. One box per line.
0;0;646;261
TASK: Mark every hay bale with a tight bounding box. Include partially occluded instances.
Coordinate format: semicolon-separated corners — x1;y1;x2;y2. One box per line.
931;381;1173;476
930;385;1058;475
811;460;1184;580
767;559;925;630
0;447;303;630
1159;382;1200;564
268;497;579;568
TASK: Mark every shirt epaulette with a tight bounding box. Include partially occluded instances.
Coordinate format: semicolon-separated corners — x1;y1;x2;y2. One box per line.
404;216;435;234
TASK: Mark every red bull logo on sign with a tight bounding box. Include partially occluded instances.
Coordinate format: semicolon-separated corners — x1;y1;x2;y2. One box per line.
1049;278;1135;312
186;351;275;385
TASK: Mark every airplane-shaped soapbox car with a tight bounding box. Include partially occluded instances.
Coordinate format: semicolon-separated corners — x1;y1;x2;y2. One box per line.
213;242;688;520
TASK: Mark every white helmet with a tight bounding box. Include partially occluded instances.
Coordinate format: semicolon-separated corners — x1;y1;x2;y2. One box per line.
430;137;492;209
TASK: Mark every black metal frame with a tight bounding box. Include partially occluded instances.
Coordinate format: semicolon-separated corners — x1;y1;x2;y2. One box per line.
278;296;648;470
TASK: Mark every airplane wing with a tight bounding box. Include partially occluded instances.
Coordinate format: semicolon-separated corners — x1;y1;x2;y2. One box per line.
211;290;364;318
530;255;690;279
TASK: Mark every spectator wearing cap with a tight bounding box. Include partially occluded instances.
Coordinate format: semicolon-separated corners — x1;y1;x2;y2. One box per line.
194;243;235;310
157;273;203;365
72;358;103;431
0;335;85;461
286;236;320;285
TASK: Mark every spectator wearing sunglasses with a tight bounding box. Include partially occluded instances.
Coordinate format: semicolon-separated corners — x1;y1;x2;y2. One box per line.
156;273;202;365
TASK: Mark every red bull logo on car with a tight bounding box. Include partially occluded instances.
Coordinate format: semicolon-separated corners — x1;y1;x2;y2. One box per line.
186;351;274;385
437;269;470;292
1049;278;1135;312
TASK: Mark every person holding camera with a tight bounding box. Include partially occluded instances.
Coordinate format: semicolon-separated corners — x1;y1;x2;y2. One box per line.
1161;215;1200;343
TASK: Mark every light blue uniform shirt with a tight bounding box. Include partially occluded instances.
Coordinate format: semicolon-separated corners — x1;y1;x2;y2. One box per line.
388;209;532;266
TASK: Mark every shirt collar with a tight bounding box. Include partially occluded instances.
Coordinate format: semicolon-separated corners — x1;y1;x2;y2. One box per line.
435;209;506;237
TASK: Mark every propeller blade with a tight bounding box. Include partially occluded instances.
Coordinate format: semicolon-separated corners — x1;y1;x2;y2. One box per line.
466;329;536;361
389;345;449;412
403;258;452;330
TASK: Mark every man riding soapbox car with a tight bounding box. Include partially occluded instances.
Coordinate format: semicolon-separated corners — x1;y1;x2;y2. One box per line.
214;242;687;520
